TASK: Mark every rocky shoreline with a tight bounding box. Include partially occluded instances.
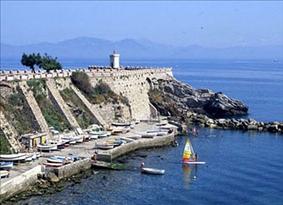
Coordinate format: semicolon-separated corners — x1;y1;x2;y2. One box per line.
150;78;282;134
186;112;283;134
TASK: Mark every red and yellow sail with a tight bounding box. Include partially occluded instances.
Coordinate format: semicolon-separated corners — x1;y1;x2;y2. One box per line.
182;138;195;163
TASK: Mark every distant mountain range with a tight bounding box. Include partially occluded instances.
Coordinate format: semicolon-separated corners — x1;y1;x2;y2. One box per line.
1;37;283;61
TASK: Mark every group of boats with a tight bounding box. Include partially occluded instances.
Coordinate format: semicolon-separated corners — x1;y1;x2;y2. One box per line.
0;152;41;178
36;125;112;152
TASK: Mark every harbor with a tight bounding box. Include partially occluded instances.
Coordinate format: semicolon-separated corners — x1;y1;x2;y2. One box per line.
0;120;177;202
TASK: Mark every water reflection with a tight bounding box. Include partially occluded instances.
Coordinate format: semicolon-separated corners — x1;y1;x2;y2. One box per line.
182;164;198;189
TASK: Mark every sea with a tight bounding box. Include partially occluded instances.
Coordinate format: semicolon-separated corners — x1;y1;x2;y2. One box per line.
1;59;283;205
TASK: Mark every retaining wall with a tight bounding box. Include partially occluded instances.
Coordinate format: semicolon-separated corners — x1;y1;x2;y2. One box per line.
51;158;92;179
0;165;43;202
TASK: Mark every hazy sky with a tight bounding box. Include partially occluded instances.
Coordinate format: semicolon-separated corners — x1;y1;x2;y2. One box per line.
1;1;283;47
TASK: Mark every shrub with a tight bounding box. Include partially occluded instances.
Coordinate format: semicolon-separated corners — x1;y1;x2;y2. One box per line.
71;72;93;95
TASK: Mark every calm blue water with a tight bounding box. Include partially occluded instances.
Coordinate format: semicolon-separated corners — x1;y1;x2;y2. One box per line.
2;59;283;205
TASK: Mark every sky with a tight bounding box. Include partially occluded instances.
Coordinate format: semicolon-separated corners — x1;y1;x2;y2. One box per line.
1;1;283;48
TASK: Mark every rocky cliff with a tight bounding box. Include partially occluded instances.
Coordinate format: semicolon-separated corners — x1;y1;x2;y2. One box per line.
149;78;248;120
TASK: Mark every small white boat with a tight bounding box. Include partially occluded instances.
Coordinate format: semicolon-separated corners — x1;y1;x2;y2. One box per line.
156;131;168;136
89;134;99;140
76;137;84;143
112;122;131;127
0;170;9;178
69;140;77;145
43;162;64;167
0;153;27;162
128;134;142;140
111;127;124;134
37;144;58;152
24;154;34;162
141;167;165;175
0;162;13;170
47;158;64;164
95;143;114;150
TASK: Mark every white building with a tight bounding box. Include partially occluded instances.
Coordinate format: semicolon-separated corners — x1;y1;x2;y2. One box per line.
110;51;120;69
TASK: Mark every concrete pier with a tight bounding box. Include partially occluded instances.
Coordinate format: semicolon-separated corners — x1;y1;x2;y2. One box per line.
0;165;44;201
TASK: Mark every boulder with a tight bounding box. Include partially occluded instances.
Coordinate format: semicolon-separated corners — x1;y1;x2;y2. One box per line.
47;172;59;183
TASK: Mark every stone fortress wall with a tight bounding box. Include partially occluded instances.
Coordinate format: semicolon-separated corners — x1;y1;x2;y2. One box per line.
0;66;173;121
0;65;173;151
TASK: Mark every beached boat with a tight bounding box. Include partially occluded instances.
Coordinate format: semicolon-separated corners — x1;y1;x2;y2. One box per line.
43;162;64;167
0;170;9;178
141;167;165;175
95;142;114;150
37;144;58;152
140;132;157;138
47;157;64;164
0;153;27;162
0;162;13;170
112;122;131;127
111;127;125;134
182;138;206;165
24;153;36;162
127;134;142;140
89;134;99;140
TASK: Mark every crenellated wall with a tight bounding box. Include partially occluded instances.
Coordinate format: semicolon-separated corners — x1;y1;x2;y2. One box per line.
0;67;173;121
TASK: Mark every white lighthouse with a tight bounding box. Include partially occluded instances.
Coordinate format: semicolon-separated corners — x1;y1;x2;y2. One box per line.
110;51;120;69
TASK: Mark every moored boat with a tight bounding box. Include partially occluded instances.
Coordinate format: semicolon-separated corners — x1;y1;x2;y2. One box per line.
141;167;165;175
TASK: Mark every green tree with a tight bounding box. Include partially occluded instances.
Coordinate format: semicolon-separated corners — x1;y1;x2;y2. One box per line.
39;54;62;72
21;53;40;72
